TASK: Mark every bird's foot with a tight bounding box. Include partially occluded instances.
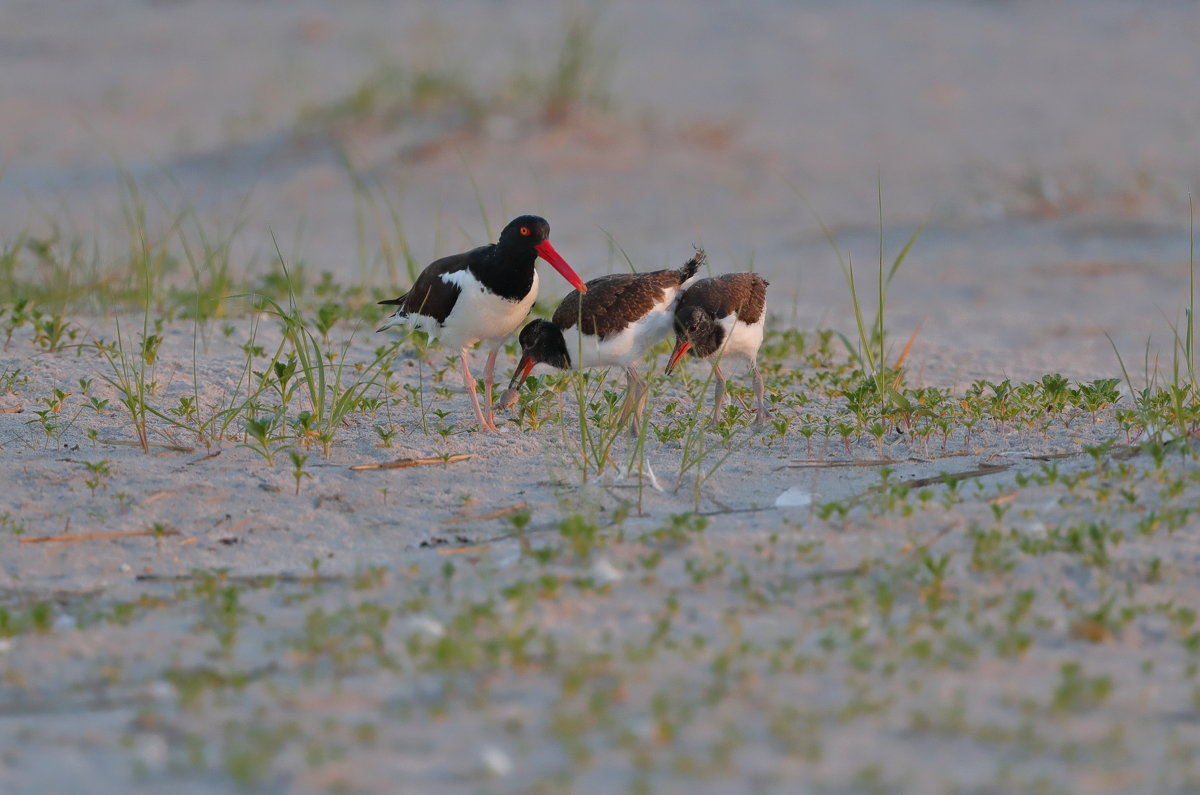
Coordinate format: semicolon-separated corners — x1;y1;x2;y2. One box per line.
478;410;505;433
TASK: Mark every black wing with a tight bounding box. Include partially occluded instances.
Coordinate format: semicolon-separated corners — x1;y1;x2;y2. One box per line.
378;246;492;324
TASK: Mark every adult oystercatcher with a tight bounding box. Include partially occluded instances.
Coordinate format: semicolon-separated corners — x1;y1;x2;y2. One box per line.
665;272;769;425
500;249;705;433
378;215;585;432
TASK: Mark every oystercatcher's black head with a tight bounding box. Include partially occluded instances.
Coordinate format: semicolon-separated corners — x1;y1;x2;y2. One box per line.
497;215;586;293
498;215;551;248
508;318;571;393
665;306;720;372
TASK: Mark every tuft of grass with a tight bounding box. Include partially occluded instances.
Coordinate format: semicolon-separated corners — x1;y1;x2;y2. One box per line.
1106;197;1199;444
532;4;616;123
93;317;158;454
299;59;480;132
568;367;626;481
1164;197;1199;436
253;242;400;458
802;183;924;453
342;153;422;289
672;366;743;510
301;6;615;139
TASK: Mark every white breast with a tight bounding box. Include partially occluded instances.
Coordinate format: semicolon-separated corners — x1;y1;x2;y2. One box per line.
434;269;539;350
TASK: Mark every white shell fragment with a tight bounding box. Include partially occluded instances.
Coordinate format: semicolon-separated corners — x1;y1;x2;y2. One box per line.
774;487;813;508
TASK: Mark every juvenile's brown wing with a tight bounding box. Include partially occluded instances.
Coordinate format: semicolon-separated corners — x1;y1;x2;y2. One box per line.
676;273;768;324
553;269;684;340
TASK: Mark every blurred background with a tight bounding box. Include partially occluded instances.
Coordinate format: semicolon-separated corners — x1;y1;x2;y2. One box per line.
2;0;1199;376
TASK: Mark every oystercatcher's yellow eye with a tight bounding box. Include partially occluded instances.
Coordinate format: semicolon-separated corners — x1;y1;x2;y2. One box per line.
519;226;530;236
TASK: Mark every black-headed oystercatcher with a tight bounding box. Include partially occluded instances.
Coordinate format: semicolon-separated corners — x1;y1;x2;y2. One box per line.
500;249;705;433
378;215;586;432
665;272;769;425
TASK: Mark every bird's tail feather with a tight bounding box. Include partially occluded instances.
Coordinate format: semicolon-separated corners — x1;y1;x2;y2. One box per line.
376;307;412;333
677;247;706;284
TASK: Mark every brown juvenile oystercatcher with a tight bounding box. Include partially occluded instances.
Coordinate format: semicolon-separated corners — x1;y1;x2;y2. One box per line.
665;272;769;425
378;215;585;432
500;249;705;433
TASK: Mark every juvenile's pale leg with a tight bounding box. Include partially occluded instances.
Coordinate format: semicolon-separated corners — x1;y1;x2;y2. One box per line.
461;347;498;432
632;368;649;437
620;366;648;437
616;368;636;429
710;364;727;425
752;362;767;425
481;347;501;429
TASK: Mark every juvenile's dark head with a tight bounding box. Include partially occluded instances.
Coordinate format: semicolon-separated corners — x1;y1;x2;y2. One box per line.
518;319;572;371
508;319;572;393
666;306;721;372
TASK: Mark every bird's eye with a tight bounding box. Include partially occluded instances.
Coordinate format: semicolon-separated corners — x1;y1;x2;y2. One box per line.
519;226;531;236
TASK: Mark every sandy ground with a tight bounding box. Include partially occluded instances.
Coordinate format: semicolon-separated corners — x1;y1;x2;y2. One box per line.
2;0;1200;792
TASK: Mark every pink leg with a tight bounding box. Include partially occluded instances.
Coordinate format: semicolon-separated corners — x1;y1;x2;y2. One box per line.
482;347;500;429
461;347;498;432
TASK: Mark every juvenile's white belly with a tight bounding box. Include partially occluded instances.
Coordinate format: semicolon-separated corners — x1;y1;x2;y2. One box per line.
570;290;677;370
715;314;764;366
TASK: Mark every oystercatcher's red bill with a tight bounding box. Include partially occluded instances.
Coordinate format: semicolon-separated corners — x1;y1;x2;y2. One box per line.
665;340;692;373
534;240;587;292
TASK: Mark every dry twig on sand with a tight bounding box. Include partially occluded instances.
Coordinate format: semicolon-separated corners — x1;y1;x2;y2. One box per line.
896;463;1010;489
444;501;528;525
97;438;195;453
778;458;903;469
20;528;183;545
350;454;473;471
